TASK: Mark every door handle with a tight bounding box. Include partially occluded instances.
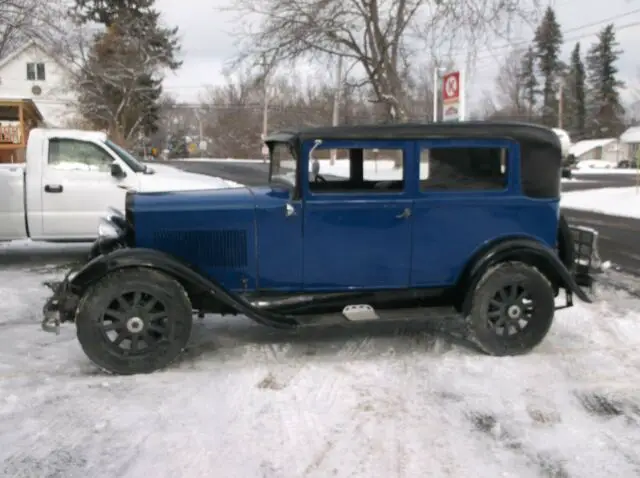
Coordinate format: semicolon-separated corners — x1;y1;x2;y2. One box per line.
285;203;296;217
44;184;63;193
396;207;411;219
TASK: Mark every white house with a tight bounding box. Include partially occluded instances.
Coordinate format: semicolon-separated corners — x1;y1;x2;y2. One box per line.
0;40;79;127
568;138;625;163
620;126;640;161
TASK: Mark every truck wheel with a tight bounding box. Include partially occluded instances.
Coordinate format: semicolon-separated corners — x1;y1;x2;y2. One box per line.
75;268;193;375
467;262;555;356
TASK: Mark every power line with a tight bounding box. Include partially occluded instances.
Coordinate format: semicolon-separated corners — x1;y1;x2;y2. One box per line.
473;14;640;65
160;7;640;91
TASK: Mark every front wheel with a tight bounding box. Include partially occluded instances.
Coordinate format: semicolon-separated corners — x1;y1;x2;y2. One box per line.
75;268;193;375
467;262;555;356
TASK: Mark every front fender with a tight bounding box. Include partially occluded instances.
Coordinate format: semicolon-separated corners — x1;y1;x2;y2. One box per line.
459;238;591;313
68;248;297;328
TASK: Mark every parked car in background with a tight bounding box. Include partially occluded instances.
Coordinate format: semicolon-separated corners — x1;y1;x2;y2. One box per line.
42;121;601;375
0;128;239;243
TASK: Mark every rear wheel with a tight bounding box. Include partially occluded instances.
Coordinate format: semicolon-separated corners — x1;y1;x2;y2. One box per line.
467;262;555;356
75;268;193;375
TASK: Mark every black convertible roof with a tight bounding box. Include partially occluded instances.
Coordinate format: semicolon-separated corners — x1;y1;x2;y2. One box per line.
265;121;561;149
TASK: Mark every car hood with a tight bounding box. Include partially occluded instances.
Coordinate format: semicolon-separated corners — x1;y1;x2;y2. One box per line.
131;186;256;215
134;166;243;192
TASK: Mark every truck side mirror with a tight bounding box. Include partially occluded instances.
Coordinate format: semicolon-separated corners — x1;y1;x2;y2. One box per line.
111;163;126;178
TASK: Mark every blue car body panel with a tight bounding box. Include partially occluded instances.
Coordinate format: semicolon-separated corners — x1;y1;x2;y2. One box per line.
130;136;560;294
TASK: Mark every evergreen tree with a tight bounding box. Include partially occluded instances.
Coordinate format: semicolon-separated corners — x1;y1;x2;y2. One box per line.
533;6;563;127
72;0;181;141
518;46;540;120
564;42;586;139
586;24;625;137
72;0;180;69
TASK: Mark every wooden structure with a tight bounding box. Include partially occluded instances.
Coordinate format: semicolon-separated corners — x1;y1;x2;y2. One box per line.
0;98;44;163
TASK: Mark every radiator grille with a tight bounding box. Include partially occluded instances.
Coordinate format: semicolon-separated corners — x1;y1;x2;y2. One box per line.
153;230;248;268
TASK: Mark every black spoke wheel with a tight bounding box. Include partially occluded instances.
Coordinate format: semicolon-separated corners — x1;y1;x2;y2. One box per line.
467;262;555;356
76;268;193;375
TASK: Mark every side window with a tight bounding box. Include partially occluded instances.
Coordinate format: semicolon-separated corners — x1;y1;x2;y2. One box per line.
48;138;114;172
309;146;404;193
419;146;507;191
36;63;45;81
26;63;35;80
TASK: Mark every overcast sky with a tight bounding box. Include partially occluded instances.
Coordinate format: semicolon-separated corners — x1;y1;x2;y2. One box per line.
157;0;640;112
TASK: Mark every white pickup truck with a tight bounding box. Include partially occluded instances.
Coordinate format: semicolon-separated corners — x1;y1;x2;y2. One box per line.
0;128;239;243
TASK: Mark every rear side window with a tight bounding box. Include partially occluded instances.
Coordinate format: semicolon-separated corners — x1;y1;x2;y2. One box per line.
520;144;561;198
419;147;507;191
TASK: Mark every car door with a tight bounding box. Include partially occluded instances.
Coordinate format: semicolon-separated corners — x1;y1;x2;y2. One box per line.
411;139;515;287
40;138;136;240
301;140;414;291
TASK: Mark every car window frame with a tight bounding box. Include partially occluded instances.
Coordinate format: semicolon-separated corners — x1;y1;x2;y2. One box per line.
300;139;413;201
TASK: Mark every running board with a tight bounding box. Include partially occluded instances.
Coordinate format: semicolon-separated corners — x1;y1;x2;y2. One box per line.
295;304;461;327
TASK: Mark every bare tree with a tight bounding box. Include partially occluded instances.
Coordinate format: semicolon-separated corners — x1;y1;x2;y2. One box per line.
199;70;377;157
228;0;541;122
482;48;529;120
0;0;68;58
58;15;168;145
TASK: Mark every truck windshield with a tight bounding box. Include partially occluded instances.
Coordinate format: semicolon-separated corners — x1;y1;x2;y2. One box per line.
270;142;297;183
105;139;146;173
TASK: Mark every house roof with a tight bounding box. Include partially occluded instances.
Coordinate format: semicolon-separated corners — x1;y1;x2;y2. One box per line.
0;39;72;74
620;126;640;143
569;138;616;157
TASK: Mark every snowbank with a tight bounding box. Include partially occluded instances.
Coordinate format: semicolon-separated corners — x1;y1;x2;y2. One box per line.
573;166;639;175
561;187;640;219
1;266;639;477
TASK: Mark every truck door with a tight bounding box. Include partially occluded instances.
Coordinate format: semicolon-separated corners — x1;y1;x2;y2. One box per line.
39;138;136;240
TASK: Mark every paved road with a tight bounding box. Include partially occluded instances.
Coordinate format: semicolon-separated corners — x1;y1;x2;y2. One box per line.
161;160;270;186
164;160;639;191
560;209;640;274
563;172;638;192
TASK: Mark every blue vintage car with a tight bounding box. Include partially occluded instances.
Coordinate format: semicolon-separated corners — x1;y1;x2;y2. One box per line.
42;122;601;374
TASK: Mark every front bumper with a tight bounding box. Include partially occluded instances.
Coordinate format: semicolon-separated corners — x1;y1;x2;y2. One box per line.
41;268;81;334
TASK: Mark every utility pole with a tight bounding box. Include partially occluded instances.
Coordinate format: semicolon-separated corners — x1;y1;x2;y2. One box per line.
262;78;269;140
558;78;564;129
260;55;273;163
432;67;439;122
330;56;343;165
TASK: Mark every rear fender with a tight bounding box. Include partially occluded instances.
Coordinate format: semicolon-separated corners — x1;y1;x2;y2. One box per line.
68;248;298;328
458;237;591;314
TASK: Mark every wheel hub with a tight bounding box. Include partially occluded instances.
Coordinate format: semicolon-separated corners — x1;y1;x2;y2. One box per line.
507;304;522;320
126;316;144;333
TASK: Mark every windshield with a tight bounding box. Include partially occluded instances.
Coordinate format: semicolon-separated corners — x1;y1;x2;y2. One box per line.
105;139;146;173
270;142;297;183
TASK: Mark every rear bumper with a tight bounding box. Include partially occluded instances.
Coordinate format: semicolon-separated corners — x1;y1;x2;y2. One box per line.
569;225;603;287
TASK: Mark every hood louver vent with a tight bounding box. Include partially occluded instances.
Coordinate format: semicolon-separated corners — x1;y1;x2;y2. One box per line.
153;230;248;268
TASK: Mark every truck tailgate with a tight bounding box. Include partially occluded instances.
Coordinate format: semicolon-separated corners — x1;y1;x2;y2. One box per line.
0;164;28;240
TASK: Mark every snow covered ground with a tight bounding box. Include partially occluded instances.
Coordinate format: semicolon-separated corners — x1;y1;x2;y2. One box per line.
573;166;639;175
1;264;640;477
562;187;640;219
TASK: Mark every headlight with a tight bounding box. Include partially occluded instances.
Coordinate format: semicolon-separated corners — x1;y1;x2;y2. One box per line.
98;218;119;238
